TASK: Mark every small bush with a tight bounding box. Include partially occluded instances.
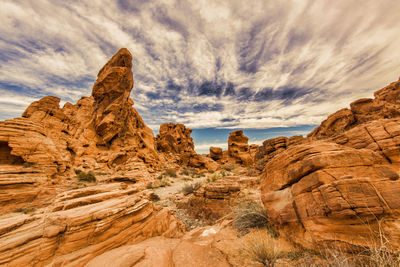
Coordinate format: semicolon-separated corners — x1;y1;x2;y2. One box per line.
206;172;222;183
233;201;277;237
223;163;235;172
255;159;266;170
180;167;198;177
74;169;82;175
150;193;160;201
243;232;282;267
150;178;171;188
182;182;202;195
14;207;36;214
23;162;35;168
163;168;177;178
77;171;96;182
247;168;258;177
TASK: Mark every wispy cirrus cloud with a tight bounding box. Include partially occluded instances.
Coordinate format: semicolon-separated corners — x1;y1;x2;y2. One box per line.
0;0;400;130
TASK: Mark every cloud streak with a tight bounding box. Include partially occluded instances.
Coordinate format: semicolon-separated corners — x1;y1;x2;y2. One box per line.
1;0;400;128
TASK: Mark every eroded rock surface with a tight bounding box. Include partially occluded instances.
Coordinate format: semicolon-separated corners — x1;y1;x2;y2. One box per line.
0;48;159;178
228;130;253;166
0;183;184;266
260;141;400;251
309;80;400;138
156;123;217;170
86;220;255;267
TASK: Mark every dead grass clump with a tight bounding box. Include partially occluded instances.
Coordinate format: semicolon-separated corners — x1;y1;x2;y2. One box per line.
247;168;259;177
14;207;36;214
206;172;222;183
181;182;202;195
223;163;235;171
243;231;282;267
233;201;278;237
255;159;266;170
149;178;171;189
150;193;160;202
77;171;96;182
163;168;177;177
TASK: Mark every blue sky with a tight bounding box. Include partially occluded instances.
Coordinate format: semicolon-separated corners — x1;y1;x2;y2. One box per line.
1;0;400;153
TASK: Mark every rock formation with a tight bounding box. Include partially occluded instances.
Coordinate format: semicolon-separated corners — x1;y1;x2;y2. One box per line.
259;80;400;252
0;183;184;266
309;80;400;138
156;123;217;170
255;135;304;165
209;147;223;161
260;141;400;251
0;48;159;177
227;130;253;166
178;175;259;223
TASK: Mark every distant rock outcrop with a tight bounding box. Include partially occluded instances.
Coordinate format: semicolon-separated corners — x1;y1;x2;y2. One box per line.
309;80;400;138
156;123;217;170
209;147;223;161
228;130;253;166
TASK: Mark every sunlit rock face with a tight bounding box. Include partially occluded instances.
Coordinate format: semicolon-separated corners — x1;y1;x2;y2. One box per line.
259;80;400;253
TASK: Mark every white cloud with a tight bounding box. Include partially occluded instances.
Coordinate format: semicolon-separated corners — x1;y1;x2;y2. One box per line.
0;0;400;130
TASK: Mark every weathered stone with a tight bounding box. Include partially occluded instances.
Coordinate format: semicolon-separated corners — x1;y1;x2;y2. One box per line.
0;184;184;266
260;141;400;252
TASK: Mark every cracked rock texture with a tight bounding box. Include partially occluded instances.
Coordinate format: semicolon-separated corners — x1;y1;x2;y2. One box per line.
260;141;400;251
0;183;184;266
259;80;400;252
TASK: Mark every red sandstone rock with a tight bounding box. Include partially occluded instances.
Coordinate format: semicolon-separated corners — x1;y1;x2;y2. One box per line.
86;221;256;267
0;183;184;266
0;49;159;177
156;123;217;170
309;80;400;139
209;147;223;161
260;141;400;252
228;130;253;166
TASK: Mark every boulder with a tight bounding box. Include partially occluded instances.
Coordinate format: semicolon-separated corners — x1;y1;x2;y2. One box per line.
260;141;400;252
209;147;223;161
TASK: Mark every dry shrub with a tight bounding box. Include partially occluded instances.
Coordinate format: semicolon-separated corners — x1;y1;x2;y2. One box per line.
163;168;177;177
233;201;278;237
243;231;282;267
14;207;36;214
182;182;202;195
206;172;222;183
149;178;171;188
247;168;259;177
150;193;160;202
255;159;266;170
77;171;96;182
